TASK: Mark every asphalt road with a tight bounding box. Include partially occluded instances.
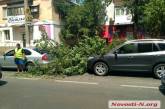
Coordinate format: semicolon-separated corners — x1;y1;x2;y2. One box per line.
0;72;165;109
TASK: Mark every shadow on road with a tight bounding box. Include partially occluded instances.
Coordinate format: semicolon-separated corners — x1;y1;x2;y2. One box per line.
2;68;17;72
88;71;153;78
159;85;165;96
109;71;152;78
0;80;8;86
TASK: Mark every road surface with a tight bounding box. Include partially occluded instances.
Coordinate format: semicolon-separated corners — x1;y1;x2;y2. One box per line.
0;72;164;109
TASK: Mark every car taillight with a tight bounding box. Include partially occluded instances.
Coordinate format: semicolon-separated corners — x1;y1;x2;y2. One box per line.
42;54;48;61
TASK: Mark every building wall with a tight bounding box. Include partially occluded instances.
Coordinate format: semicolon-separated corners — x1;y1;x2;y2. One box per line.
105;2;115;25
33;0;61;43
0;4;7;24
33;0;60;22
0;0;61;46
103;0;134;42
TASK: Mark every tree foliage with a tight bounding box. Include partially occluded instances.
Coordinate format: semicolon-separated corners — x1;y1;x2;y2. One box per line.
124;0;165;37
143;0;165;37
59;0;112;44
29;36;124;76
53;0;74;19
124;0;150;34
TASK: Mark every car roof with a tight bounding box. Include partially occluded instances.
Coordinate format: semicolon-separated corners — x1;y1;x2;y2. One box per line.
125;39;165;44
5;48;42;55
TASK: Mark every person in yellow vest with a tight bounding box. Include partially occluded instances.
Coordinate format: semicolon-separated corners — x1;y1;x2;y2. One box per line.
14;43;25;72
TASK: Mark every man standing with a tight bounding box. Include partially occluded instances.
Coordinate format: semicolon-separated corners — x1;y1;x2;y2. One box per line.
14;43;25;72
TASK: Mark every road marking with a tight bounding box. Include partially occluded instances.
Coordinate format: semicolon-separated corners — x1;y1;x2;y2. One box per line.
55;80;99;85
125;81;160;85
15;77;40;80
120;85;159;89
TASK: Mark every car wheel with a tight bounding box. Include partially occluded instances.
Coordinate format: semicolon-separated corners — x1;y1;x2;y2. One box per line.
0;65;2;79
153;64;165;79
26;62;35;71
0;72;2;79
94;62;109;76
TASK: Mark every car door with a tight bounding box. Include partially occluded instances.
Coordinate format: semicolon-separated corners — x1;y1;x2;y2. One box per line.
3;50;16;68
131;43;158;71
111;43;138;71
24;49;32;61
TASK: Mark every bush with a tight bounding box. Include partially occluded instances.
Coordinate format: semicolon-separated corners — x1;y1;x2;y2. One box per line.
29;36;124;76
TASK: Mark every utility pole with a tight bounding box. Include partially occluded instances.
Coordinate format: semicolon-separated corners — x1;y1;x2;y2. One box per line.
24;0;30;47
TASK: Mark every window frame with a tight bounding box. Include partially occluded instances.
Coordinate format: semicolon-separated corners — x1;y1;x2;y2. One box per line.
7;7;24;16
2;7;7;19
4;30;10;41
24;49;32;56
157;43;165;51
116;43;138;54
137;43;153;53
5;50;15;56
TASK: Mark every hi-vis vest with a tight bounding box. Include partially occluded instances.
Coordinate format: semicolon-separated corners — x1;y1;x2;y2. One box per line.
15;48;23;59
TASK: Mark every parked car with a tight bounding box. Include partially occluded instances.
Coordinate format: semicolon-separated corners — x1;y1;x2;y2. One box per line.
161;73;165;86
0;64;2;79
0;48;49;70
87;39;165;79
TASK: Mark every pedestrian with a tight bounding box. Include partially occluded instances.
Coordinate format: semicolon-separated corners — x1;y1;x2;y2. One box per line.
14;43;25;73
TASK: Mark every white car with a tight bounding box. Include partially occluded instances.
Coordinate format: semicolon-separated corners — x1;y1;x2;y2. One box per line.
0;48;49;70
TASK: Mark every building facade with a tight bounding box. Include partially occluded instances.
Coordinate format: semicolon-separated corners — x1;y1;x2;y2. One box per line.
103;0;135;43
0;0;61;47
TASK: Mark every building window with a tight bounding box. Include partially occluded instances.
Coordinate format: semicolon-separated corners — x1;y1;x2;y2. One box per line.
3;7;7;18
115;7;125;16
120;8;124;15
7;7;24;16
126;9;131;15
4;30;10;40
0;31;2;41
116;8;120;16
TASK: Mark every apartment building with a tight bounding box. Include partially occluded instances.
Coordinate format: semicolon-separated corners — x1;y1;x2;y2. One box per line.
103;0;134;43
0;0;61;47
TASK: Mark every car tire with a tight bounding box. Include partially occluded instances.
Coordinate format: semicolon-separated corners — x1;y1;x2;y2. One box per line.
0;65;2;79
153;64;165;79
0;72;2;79
26;62;35;71
93;62;109;76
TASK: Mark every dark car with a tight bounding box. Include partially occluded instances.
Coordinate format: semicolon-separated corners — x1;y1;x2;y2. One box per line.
0;64;2;79
87;39;165;79
161;73;165;86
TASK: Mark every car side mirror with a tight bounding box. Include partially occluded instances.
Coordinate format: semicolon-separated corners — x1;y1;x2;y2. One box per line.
114;51;118;59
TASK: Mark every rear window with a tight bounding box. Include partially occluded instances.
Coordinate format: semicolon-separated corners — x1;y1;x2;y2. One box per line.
138;43;152;53
33;48;48;54
158;43;165;51
153;43;159;51
138;43;159;53
24;49;32;55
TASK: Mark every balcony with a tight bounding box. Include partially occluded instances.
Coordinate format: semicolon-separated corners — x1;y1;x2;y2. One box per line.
114;7;133;25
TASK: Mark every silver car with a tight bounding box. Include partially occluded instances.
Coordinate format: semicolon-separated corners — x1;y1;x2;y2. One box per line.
0;48;49;70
